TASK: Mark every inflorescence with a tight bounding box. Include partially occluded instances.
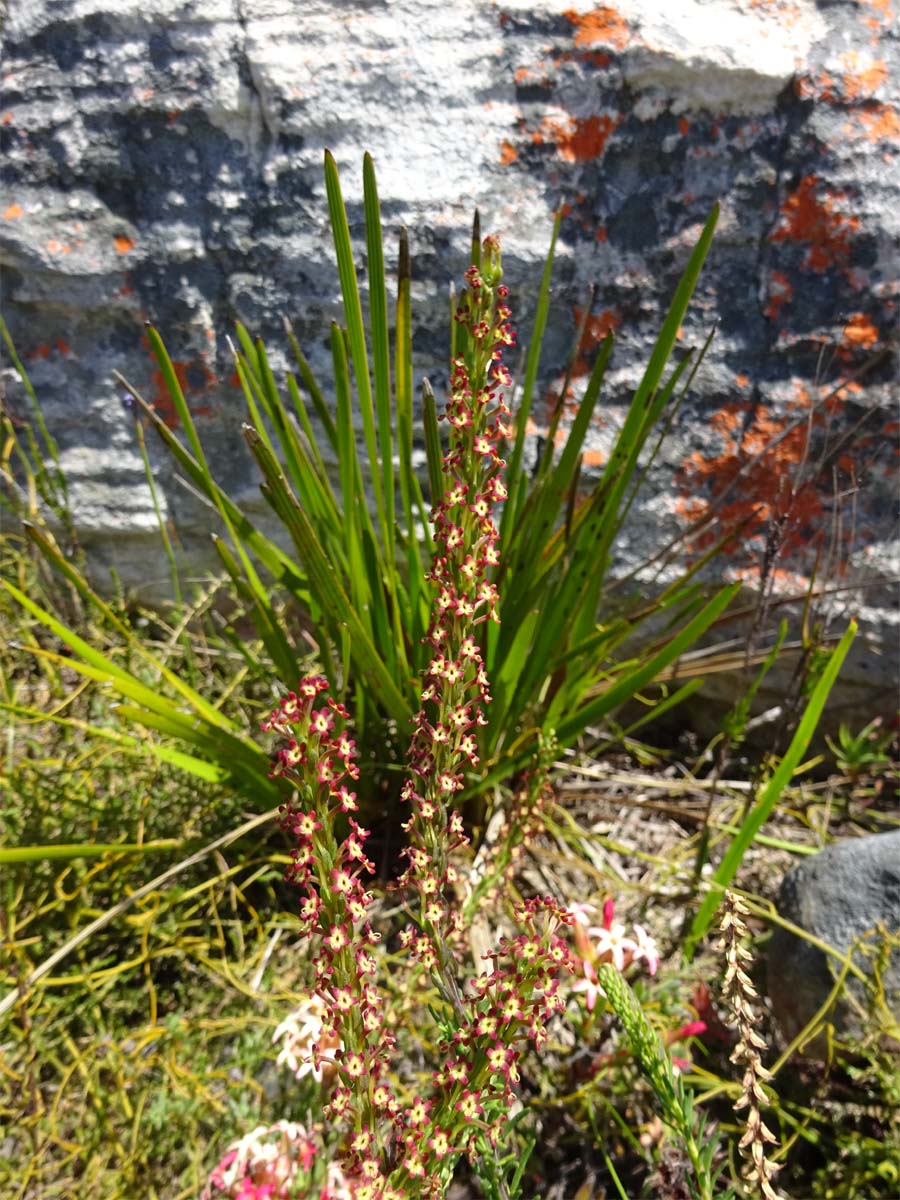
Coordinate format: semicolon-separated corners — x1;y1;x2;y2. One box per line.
252;238;579;1198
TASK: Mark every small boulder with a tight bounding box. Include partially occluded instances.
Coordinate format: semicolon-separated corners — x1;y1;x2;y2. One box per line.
768;830;900;1052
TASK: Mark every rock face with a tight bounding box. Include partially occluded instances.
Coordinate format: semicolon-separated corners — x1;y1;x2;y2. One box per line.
768;831;900;1050
1;0;897;712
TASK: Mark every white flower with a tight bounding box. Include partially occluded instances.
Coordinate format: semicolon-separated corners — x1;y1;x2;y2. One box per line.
565;901;597;926
630;923;660;975
272;995;341;1082
587;919;637;972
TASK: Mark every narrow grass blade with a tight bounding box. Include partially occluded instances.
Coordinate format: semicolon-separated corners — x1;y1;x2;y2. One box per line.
0;315;67;497
19;524;236;732
396;227;414;532
363;153;395;556
0;841;181;865
243;426;412;727
128;390;310;601
284;319;339;452
501;209;561;541
0;806;279;1023
324;150;386;536
555;583;740;742
140;335;290;618
2;577;240;735
422;378;443;507
211;536;298;684
684;619;857;959
501;333;612;602
0;699;232;783
10;638;274;794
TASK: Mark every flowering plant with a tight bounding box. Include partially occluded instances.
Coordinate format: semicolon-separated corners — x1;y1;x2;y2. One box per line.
569;898;660;1012
202;1119;352;1200
11;153;742;823
235;239;579;1198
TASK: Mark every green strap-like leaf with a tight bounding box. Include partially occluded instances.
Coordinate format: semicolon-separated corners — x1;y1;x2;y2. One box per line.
422;379;443;508
555;583;740;742
363;152;395;561
684;620;857;959
211;535;299;684
0;841;181;865
244;427;412;728
131;391;310;603
324;150;386;539
284;320;338;452
142;332;296;627
501;209;562;541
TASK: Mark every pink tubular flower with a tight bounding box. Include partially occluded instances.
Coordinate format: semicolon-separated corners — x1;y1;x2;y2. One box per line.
569;898;662;1007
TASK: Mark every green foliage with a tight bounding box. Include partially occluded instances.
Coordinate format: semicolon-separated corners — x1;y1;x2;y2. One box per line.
0;152;873;1200
826;717;895;783
597;963;724;1200
684;618;856;959
3;154;739;813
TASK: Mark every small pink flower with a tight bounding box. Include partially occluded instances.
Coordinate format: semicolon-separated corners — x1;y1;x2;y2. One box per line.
572;959;604;1012
587;919;637;971
565;902;597;927
630;923;660;975
666;1019;707;1044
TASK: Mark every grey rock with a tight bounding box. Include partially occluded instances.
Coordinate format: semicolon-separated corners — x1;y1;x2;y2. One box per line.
1;0;897;714
768;830;900;1050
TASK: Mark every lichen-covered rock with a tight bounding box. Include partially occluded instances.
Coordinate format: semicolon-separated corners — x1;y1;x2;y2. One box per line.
1;0;897;713
768;831;900;1052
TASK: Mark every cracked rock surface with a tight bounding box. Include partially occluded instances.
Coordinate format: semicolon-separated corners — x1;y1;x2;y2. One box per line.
1;0;897;712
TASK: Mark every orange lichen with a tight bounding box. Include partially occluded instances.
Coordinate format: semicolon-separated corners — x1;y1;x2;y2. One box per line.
735;373;750;389
850;104;900;142
842;313;879;348
796;70;838;102
840;53;888;99
676;395;828;555
3;203;23;220
1;112;12;126
534;113;620;162
56;339;71;355
582;448;606;467
770;175;859;272
679;117;690;136
148;354;218;428
563;6;630;50
513;65;552;86
710;402;748;436
499;139;518;166
861;0;895;24
798;55;887;104
595;225;608;242
114;235;136;254
571;306;621;376
151;360;189;426
765;270;793;321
